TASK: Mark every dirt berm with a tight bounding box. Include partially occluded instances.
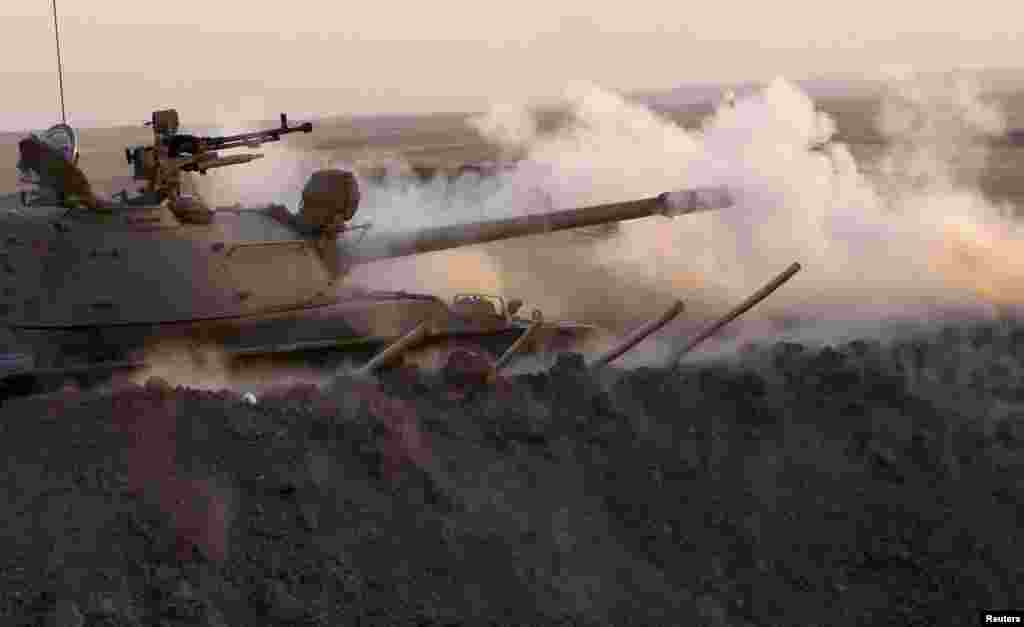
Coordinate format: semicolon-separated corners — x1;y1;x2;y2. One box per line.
0;323;1021;626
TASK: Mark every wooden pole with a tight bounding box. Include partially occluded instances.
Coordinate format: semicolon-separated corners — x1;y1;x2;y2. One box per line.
590;300;685;369
493;310;545;373
356;321;430;376
668;262;801;367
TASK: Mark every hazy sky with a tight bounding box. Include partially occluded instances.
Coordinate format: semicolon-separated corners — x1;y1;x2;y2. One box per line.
2;0;1020;130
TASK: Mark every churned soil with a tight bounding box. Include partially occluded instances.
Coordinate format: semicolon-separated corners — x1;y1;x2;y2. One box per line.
1;321;1022;626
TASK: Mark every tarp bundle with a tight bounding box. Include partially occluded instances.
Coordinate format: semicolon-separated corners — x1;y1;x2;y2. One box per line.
16;125;99;210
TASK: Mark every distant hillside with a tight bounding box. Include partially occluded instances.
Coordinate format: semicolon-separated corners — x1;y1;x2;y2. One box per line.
632;77;882;111
632;68;1024;111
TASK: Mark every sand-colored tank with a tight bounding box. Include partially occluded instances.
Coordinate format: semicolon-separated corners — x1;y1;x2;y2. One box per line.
0;110;733;392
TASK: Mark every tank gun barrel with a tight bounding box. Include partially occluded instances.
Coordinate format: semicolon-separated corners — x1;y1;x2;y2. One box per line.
347;186;732;264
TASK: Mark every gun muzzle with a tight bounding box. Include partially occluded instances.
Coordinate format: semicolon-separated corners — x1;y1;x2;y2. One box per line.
280;113;313;133
657;186;734;216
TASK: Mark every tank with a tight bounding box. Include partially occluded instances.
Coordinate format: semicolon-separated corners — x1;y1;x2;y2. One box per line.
0;110;733;393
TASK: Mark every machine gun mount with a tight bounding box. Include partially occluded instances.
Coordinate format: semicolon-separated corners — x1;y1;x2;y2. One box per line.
124;109;313;202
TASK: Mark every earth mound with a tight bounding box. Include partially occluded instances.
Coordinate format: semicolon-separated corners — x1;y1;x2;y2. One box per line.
0;321;1021;625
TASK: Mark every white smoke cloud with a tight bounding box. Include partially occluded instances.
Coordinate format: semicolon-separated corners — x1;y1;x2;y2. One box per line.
185;70;1023;367
190;143;332;211
448;71;1016;361
876;72;1005;195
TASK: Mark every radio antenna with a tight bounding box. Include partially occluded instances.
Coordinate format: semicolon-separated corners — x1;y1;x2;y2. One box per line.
51;0;67;123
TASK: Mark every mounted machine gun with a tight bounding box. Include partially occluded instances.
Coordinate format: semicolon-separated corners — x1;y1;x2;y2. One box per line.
123;109;312;216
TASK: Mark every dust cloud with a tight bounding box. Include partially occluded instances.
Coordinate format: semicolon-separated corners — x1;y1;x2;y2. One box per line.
409;72;1021;363
468;76;1008;315
192;71;1024;366
129;340;337;396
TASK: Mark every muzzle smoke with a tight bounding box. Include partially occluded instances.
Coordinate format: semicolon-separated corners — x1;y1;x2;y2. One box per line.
195;71;1023;365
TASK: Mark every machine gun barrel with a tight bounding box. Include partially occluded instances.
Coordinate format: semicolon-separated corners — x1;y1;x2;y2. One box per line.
346;186;732;264
204;114;312;151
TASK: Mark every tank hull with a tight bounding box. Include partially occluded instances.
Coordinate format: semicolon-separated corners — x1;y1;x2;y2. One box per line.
0;291;595;386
